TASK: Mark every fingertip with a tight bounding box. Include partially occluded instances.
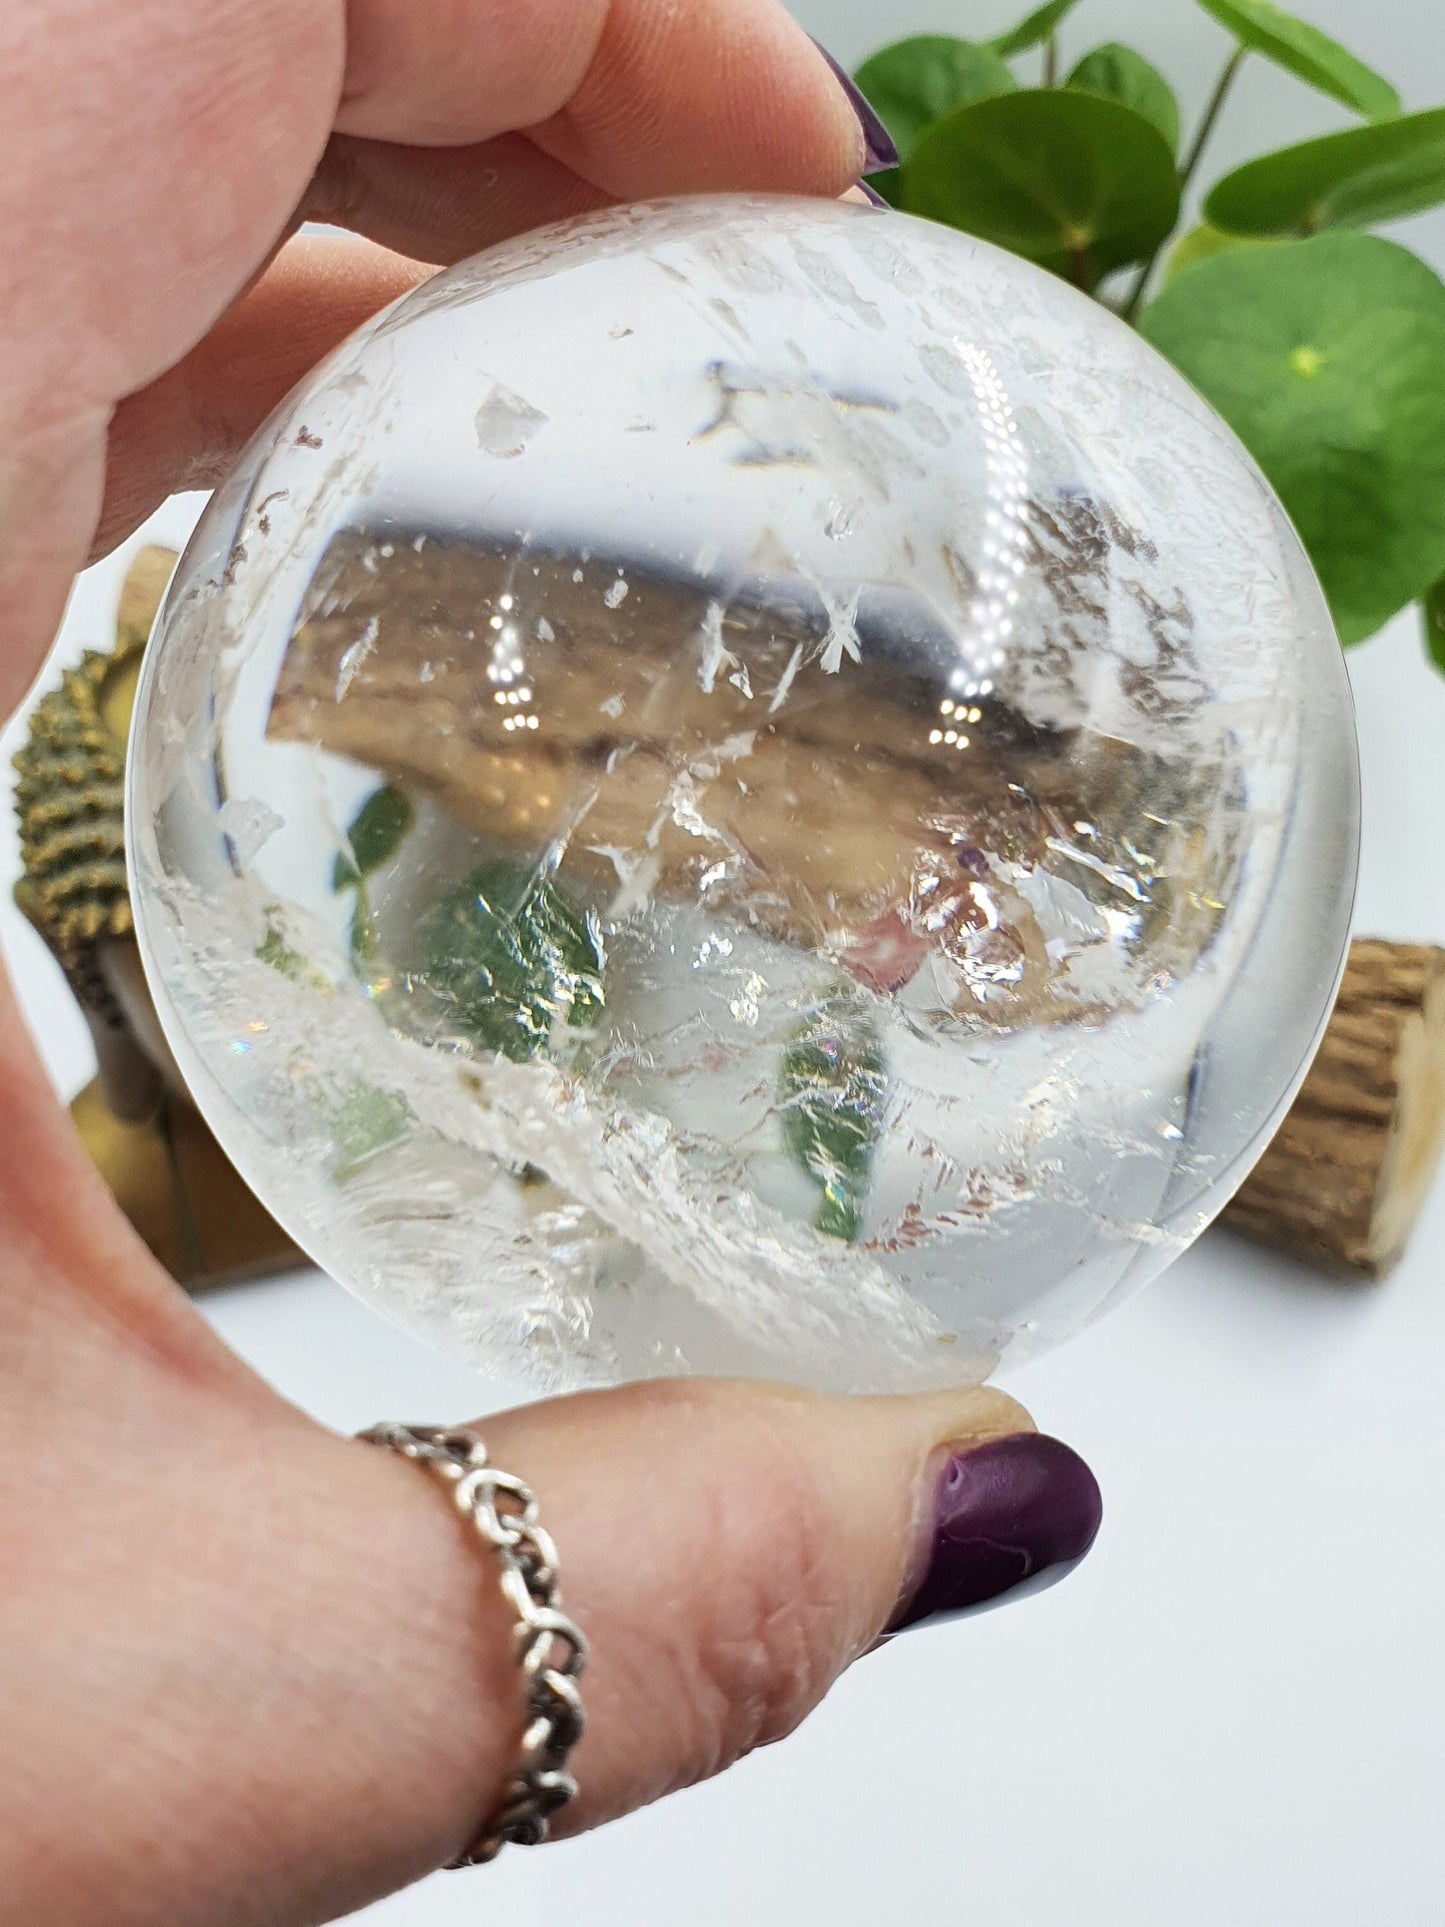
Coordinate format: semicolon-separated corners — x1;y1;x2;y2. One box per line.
807;38;900;175
888;1433;1103;1635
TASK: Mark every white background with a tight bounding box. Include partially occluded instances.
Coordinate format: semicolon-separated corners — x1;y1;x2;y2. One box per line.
5;2;1445;1922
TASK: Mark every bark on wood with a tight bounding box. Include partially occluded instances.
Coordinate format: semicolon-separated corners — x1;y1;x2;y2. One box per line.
1222;938;1445;1277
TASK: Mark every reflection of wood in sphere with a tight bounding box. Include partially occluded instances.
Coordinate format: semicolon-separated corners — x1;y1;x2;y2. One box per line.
269;528;1236;1031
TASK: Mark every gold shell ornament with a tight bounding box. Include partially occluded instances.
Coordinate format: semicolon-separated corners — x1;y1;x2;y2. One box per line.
13;547;299;1288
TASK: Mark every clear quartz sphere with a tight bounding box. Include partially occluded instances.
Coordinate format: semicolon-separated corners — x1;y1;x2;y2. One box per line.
128;194;1358;1394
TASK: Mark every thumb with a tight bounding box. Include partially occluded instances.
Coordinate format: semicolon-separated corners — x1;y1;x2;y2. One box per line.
478;1379;1101;1833
302;1376;1102;1911
17;1375;1100;1923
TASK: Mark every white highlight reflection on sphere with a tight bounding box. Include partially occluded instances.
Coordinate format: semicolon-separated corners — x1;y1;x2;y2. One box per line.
127;195;1358;1394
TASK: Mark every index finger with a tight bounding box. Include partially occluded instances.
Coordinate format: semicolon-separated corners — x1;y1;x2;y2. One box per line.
0;0;866;712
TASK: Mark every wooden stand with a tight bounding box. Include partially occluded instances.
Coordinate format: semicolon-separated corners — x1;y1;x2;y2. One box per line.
1222;939;1445;1277
70;1078;301;1289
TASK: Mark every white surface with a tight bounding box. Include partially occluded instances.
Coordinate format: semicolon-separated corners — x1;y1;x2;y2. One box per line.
5;2;1445;1918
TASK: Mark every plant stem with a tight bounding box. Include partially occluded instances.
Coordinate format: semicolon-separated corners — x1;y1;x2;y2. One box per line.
1118;256;1156;326
1043;34;1058;86
1119;42;1248;324
1179;43;1248;195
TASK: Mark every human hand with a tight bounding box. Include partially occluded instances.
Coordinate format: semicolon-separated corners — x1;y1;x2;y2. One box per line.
0;5;1101;1921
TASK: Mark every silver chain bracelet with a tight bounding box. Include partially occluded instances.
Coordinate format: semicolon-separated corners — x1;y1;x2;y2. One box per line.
358;1421;588;1867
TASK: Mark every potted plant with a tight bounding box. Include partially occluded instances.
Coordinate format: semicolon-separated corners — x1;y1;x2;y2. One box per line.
855;0;1445;664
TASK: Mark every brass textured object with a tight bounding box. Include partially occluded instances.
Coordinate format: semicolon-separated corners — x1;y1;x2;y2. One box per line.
13;546;300;1289
14;630;136;1028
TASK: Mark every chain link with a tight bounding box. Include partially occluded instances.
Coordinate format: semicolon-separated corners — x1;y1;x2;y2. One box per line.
359;1421;588;1867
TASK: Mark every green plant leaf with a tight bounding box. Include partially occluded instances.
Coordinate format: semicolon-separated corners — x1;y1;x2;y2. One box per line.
417;861;605;1061
902;89;1181;288
854;36;1017;164
988;0;1081;58
1140;232;1445;644
332;783;414;890
1191;0;1400;120
779;995;887;1243
1207;108;1445;236
1067;44;1180;151
1164;221;1284;282
1423;579;1445;676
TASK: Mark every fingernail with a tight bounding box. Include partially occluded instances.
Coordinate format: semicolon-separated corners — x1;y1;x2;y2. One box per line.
809;38;900;175
856;181;891;208
888;1435;1102;1633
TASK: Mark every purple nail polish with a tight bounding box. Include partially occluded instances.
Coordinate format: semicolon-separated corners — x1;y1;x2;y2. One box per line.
889;1435;1102;1633
857;181;891;208
810;38;901;175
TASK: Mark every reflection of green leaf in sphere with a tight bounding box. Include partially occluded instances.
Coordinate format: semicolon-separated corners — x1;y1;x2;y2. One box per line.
1207;110;1445;237
1140;233;1445;645
332;783;415;890
854;36;1016;164
418;862;605;1062
988;0;1080;59
1066;44;1180;152
1191;0;1399;121
330;1084;413;1182
902;91;1180;289
256;911;311;981
779;996;887;1244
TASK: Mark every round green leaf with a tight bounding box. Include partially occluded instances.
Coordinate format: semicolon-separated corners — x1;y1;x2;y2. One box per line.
1164;222;1284;283
854;37;1017;165
1191;0;1400;120
1140;233;1445;644
1067;44;1181;152
988;0;1081;58
1207;108;1445;236
902;89;1181;289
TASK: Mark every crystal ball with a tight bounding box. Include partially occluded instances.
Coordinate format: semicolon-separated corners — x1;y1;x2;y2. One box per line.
127;194;1358;1393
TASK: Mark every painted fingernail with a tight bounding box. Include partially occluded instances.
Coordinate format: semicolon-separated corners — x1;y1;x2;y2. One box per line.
856;181;891;208
889;1434;1103;1633
810;38;900;175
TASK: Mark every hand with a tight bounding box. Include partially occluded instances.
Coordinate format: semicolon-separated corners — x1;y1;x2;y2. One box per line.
0;5;1100;1922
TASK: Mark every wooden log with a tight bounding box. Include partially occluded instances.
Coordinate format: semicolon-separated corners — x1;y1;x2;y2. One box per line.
1222;938;1445;1277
